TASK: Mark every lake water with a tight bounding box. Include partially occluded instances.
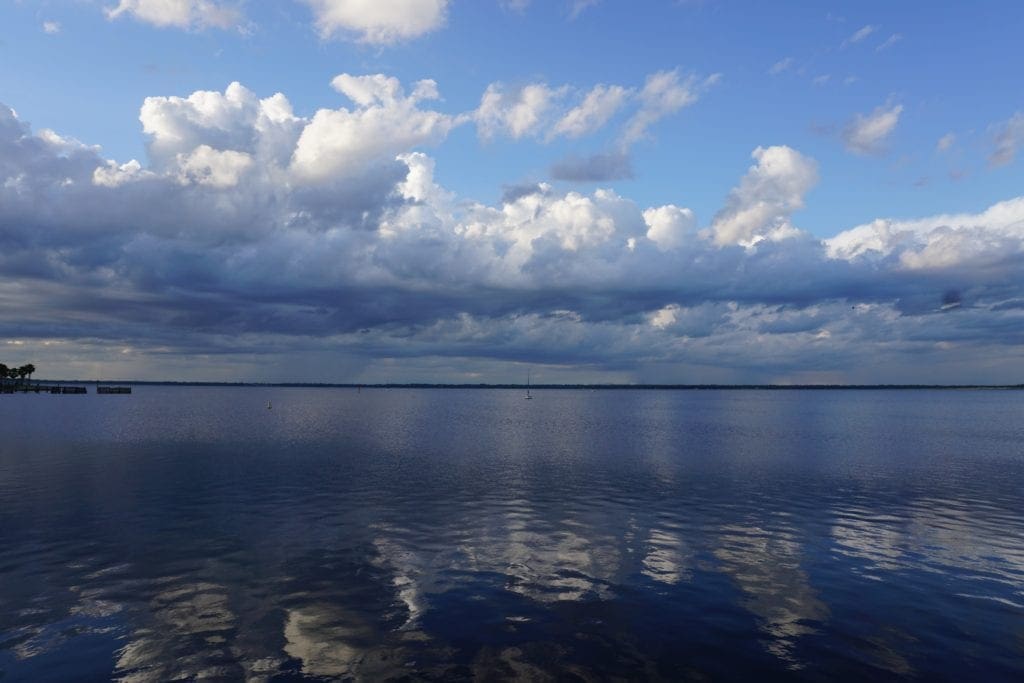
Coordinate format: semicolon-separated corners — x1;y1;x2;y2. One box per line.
1;387;1023;681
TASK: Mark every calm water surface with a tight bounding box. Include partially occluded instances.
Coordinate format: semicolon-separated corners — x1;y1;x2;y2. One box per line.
1;388;1023;681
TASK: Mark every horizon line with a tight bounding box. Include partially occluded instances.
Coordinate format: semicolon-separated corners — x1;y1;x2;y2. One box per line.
23;380;1024;390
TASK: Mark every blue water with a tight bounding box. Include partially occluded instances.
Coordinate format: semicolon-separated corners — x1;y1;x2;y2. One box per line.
1;387;1023;681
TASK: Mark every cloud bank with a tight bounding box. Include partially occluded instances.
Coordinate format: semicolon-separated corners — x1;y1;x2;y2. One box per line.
2;76;1024;383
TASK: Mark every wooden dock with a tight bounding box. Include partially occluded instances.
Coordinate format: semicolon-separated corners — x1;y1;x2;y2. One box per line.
97;386;132;394
2;384;132;394
1;385;87;394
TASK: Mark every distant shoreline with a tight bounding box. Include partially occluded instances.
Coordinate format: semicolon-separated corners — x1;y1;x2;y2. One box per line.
25;381;1024;390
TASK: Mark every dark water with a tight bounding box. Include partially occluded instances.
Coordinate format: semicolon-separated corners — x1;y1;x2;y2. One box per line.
1;388;1023;681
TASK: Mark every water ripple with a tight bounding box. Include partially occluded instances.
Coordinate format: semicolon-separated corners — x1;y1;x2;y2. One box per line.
2;387;1023;680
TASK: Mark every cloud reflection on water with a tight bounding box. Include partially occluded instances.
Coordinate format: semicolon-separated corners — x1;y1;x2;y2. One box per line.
713;522;829;668
3;389;1024;680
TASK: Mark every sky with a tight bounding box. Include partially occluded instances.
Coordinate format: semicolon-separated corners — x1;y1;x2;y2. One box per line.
0;0;1023;384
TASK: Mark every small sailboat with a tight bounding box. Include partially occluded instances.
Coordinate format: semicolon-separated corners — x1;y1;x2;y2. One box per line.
525;370;533;399
267;400;272;410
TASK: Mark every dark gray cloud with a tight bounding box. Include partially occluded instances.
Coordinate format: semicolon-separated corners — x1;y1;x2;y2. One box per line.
501;182;549;204
550;151;633;181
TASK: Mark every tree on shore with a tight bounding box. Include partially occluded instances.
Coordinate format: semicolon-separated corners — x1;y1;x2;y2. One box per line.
0;363;38;388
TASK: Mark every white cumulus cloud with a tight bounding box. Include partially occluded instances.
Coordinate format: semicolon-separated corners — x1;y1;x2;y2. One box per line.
106;0;242;30
93;159;155;187
475;70;713;148
826;197;1024;271
475;83;564;141
140;81;303;169
709;146;818;246
292;74;458;182
300;0;449;43
175;145;253;187
644;205;696;251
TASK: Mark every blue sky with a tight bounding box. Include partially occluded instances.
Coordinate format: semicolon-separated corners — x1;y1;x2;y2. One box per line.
1;1;1023;383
